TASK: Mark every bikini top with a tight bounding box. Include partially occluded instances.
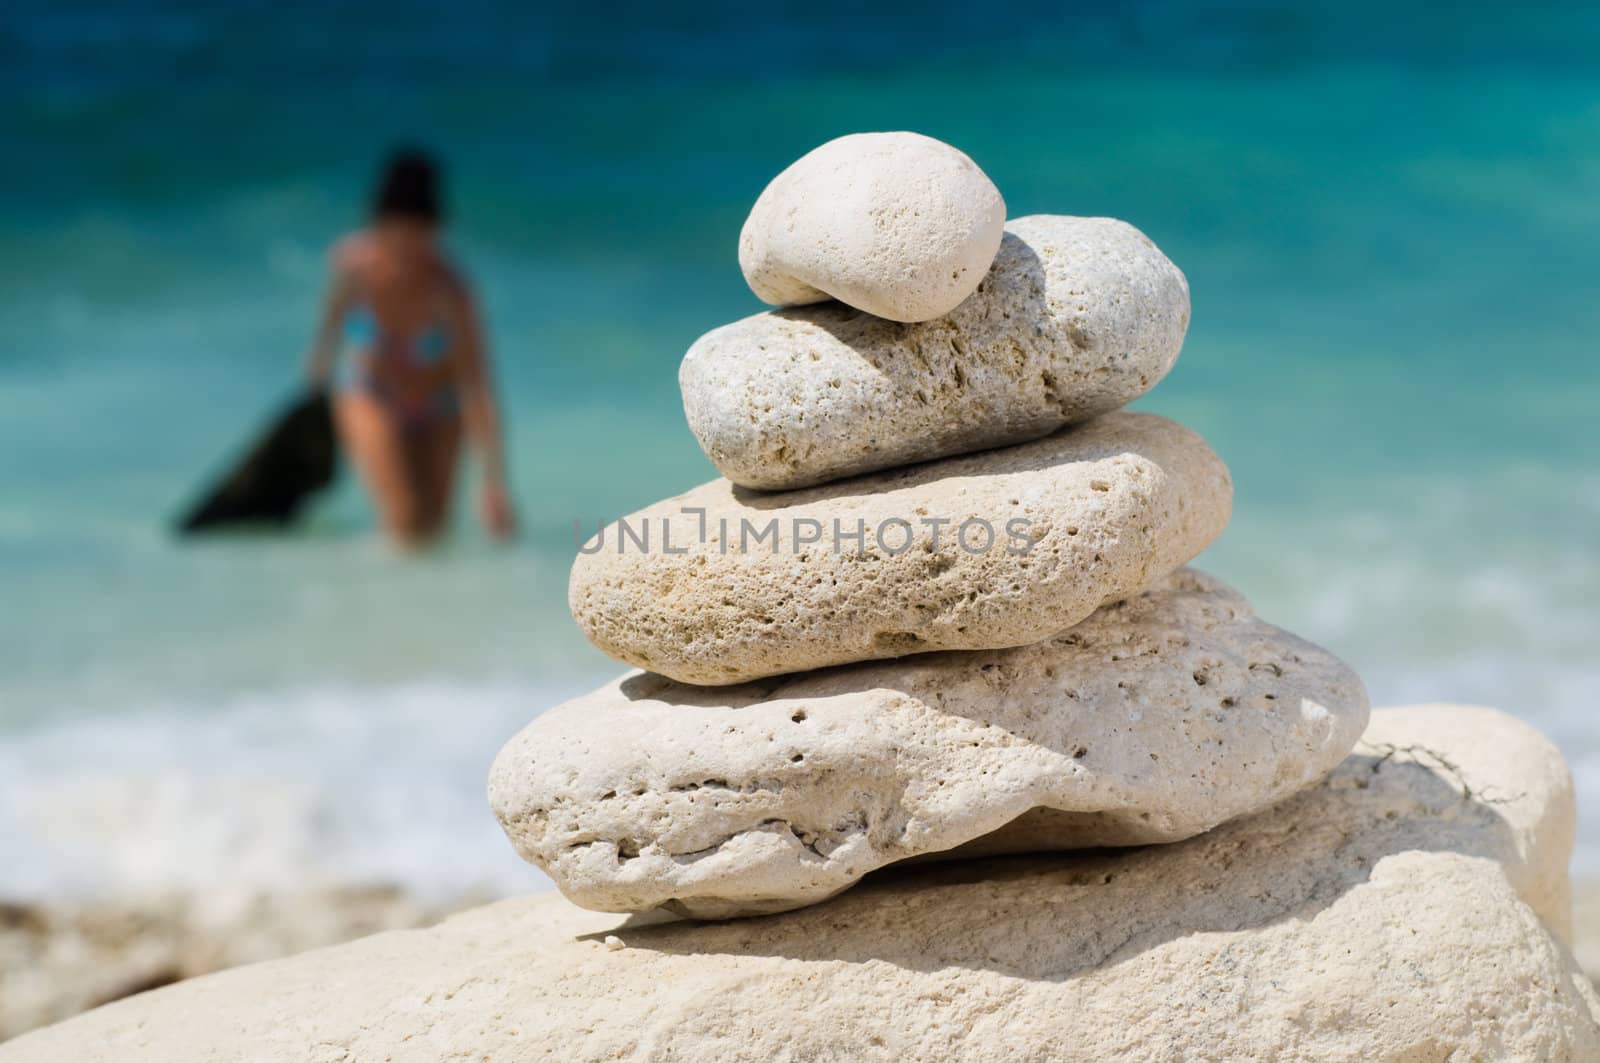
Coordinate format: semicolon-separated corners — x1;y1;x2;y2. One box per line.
343;304;451;365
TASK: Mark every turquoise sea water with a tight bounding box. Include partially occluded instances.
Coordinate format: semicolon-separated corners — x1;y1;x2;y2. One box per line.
2;2;1597;896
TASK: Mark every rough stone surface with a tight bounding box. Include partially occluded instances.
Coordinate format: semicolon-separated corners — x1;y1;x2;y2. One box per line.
571;411;1231;685
497;569;1369;918
0;887;466;1043
687;214;1191;490
13;708;1597;1062
1577;882;1600;989
737;131;1006;323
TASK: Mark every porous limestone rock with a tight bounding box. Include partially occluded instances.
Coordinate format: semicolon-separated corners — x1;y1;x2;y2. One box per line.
1577;885;1600;989
688;214;1191;490
495;569;1370;918
570;411;1232;685
0;887;454;1042
13;708;1597;1062
738;131;1006;323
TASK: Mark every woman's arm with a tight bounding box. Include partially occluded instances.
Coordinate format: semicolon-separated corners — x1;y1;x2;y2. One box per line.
304;263;358;386
449;279;516;539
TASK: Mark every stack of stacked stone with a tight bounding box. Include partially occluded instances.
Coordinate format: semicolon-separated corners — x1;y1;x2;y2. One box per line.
489;132;1372;920
18;134;1596;1063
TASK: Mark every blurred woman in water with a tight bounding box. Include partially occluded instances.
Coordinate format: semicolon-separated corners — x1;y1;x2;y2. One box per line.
305;147;515;545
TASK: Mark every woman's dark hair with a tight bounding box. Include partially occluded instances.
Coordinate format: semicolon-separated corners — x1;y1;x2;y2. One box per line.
371;147;444;223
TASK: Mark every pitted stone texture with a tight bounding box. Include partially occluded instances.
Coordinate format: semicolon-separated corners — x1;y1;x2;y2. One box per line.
17;708;1597;1062
570;411;1231;685
1577;886;1600;988
689;214;1190;490
738;131;1006;323
496;569;1370;918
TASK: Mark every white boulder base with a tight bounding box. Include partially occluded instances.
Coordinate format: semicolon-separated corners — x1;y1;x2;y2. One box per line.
0;886;446;1042
495;569;1370;919
688;214;1191;490
738;131;1006;323
17;708;1597;1062
570;411;1231;685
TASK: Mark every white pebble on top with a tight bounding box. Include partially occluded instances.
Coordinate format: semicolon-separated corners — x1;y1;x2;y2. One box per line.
738;131;1006;323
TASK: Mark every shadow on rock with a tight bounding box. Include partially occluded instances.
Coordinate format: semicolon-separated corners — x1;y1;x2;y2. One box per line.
616;745;1518;980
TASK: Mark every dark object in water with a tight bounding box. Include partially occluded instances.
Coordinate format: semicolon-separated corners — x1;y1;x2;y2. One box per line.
176;390;337;533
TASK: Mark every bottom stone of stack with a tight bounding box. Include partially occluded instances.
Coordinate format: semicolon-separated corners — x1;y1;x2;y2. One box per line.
1579;886;1600;990
0;886;463;1043
13;707;1597;1062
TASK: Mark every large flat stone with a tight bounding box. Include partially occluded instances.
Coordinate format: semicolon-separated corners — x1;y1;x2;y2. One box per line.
13;708;1596;1062
738;131;1006;323
686;214;1190;489
571;411;1231;685
497;569;1369;918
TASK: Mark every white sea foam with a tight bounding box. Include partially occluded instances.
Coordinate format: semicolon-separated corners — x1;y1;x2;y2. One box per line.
0;677;598;903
